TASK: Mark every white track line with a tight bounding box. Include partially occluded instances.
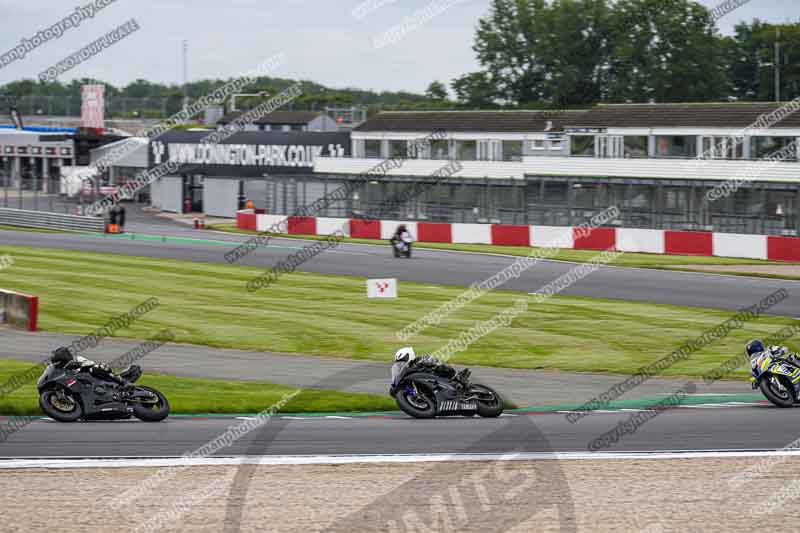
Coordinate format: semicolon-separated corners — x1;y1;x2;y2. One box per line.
680;404;735;408
4;450;800;469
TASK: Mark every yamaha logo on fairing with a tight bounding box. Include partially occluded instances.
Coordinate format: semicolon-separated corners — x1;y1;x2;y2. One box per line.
438;400;477;412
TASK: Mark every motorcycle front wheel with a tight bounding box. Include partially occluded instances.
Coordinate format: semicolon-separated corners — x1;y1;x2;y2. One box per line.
470;383;504;418
760;375;795;408
132;386;171;422
395;383;436;419
39;388;83;422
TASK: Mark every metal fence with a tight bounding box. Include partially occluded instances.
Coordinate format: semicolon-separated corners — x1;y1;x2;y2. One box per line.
12;95;369;122
255;174;800;236
0;207;104;232
0;172;91;214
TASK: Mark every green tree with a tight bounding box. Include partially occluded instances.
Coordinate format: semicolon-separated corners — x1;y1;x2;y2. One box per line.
468;0;549;104
454;0;612;106
606;0;730;102
727;21;800;102
425;81;448;100
451;71;498;107
536;0;612;106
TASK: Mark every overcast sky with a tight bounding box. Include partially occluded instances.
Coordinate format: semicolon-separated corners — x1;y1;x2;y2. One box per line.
0;0;797;93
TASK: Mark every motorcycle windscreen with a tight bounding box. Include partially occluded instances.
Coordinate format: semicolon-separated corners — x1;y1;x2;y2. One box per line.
390;361;407;386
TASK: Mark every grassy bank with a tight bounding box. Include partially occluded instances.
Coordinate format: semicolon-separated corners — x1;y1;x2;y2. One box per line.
0;224;69;234
0;359;396;416
0;244;796;378
206;223;796;270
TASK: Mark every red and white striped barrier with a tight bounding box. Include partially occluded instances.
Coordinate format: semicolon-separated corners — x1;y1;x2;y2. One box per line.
237;211;800;262
0;289;38;332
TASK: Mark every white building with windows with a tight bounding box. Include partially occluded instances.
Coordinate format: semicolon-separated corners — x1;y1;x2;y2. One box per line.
314;104;800;235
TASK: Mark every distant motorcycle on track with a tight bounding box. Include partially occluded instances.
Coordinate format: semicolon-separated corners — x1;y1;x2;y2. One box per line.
390;225;413;258
37;349;170;422
389;354;504;418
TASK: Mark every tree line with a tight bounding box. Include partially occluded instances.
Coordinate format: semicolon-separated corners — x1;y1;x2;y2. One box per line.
1;0;797;115
446;0;800;108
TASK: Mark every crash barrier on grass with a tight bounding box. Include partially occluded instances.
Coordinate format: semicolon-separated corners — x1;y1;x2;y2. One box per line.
0;208;105;233
0;289;38;331
237;209;800;262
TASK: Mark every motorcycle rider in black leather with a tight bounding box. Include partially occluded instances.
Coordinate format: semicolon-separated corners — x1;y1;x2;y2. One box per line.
746;339;800;366
51;346;128;385
394;347;457;380
391;224;408;243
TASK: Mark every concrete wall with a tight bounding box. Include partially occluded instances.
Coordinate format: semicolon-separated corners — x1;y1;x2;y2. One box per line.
156;176;183;213
149;177;161;209
204;178;240;218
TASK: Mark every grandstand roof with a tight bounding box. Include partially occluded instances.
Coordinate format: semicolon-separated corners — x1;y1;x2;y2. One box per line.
354;110;587;133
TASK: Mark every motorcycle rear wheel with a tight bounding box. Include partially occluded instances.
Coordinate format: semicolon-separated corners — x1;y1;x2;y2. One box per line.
132;386;170;422
395;384;436;419
760;375;795;408
39;388;83;422
471;383;504;418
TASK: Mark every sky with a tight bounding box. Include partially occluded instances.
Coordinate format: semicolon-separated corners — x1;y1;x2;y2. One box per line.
0;0;797;94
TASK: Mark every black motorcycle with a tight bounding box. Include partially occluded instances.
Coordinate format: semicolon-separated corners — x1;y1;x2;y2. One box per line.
389;359;504;418
37;355;170;422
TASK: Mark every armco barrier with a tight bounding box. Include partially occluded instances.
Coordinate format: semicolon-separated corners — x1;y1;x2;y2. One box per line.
350;218;380;239
418;222;452;243
616;228;665;254
531;226;574;248
0;289;38;331
236;211;800;262
665;230;713;256
452;223;491;244
768;236;800;262
288;216;316;235
491;224;529;246
714;233;766;260
316;217;350;236
236;210;257;231
0;208;105;233
573;227;616;251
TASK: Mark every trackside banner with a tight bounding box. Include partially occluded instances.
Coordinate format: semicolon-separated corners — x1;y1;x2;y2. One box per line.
148;130;350;176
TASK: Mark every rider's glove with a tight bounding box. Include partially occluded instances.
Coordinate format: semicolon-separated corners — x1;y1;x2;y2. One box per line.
420;355;438;366
97;362;113;374
770;346;789;358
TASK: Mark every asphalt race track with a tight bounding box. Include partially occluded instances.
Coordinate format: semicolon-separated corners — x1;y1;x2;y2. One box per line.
0;405;797;458
2;226;799;460
1;228;798;316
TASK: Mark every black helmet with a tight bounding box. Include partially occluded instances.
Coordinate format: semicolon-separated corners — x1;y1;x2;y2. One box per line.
746;339;765;358
51;347;74;365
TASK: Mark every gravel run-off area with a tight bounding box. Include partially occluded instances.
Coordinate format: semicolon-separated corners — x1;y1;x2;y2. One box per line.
1;457;797;532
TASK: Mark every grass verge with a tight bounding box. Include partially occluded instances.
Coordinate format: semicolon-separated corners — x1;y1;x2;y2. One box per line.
0;224;70;234
0;359;396;416
206;223;797;270
0;244;797;379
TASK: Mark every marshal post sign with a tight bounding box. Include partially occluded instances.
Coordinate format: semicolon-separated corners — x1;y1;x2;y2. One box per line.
148;130;351;177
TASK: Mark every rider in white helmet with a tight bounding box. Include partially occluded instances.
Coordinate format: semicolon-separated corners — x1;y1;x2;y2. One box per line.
394;346;416;363
394;346;447;368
